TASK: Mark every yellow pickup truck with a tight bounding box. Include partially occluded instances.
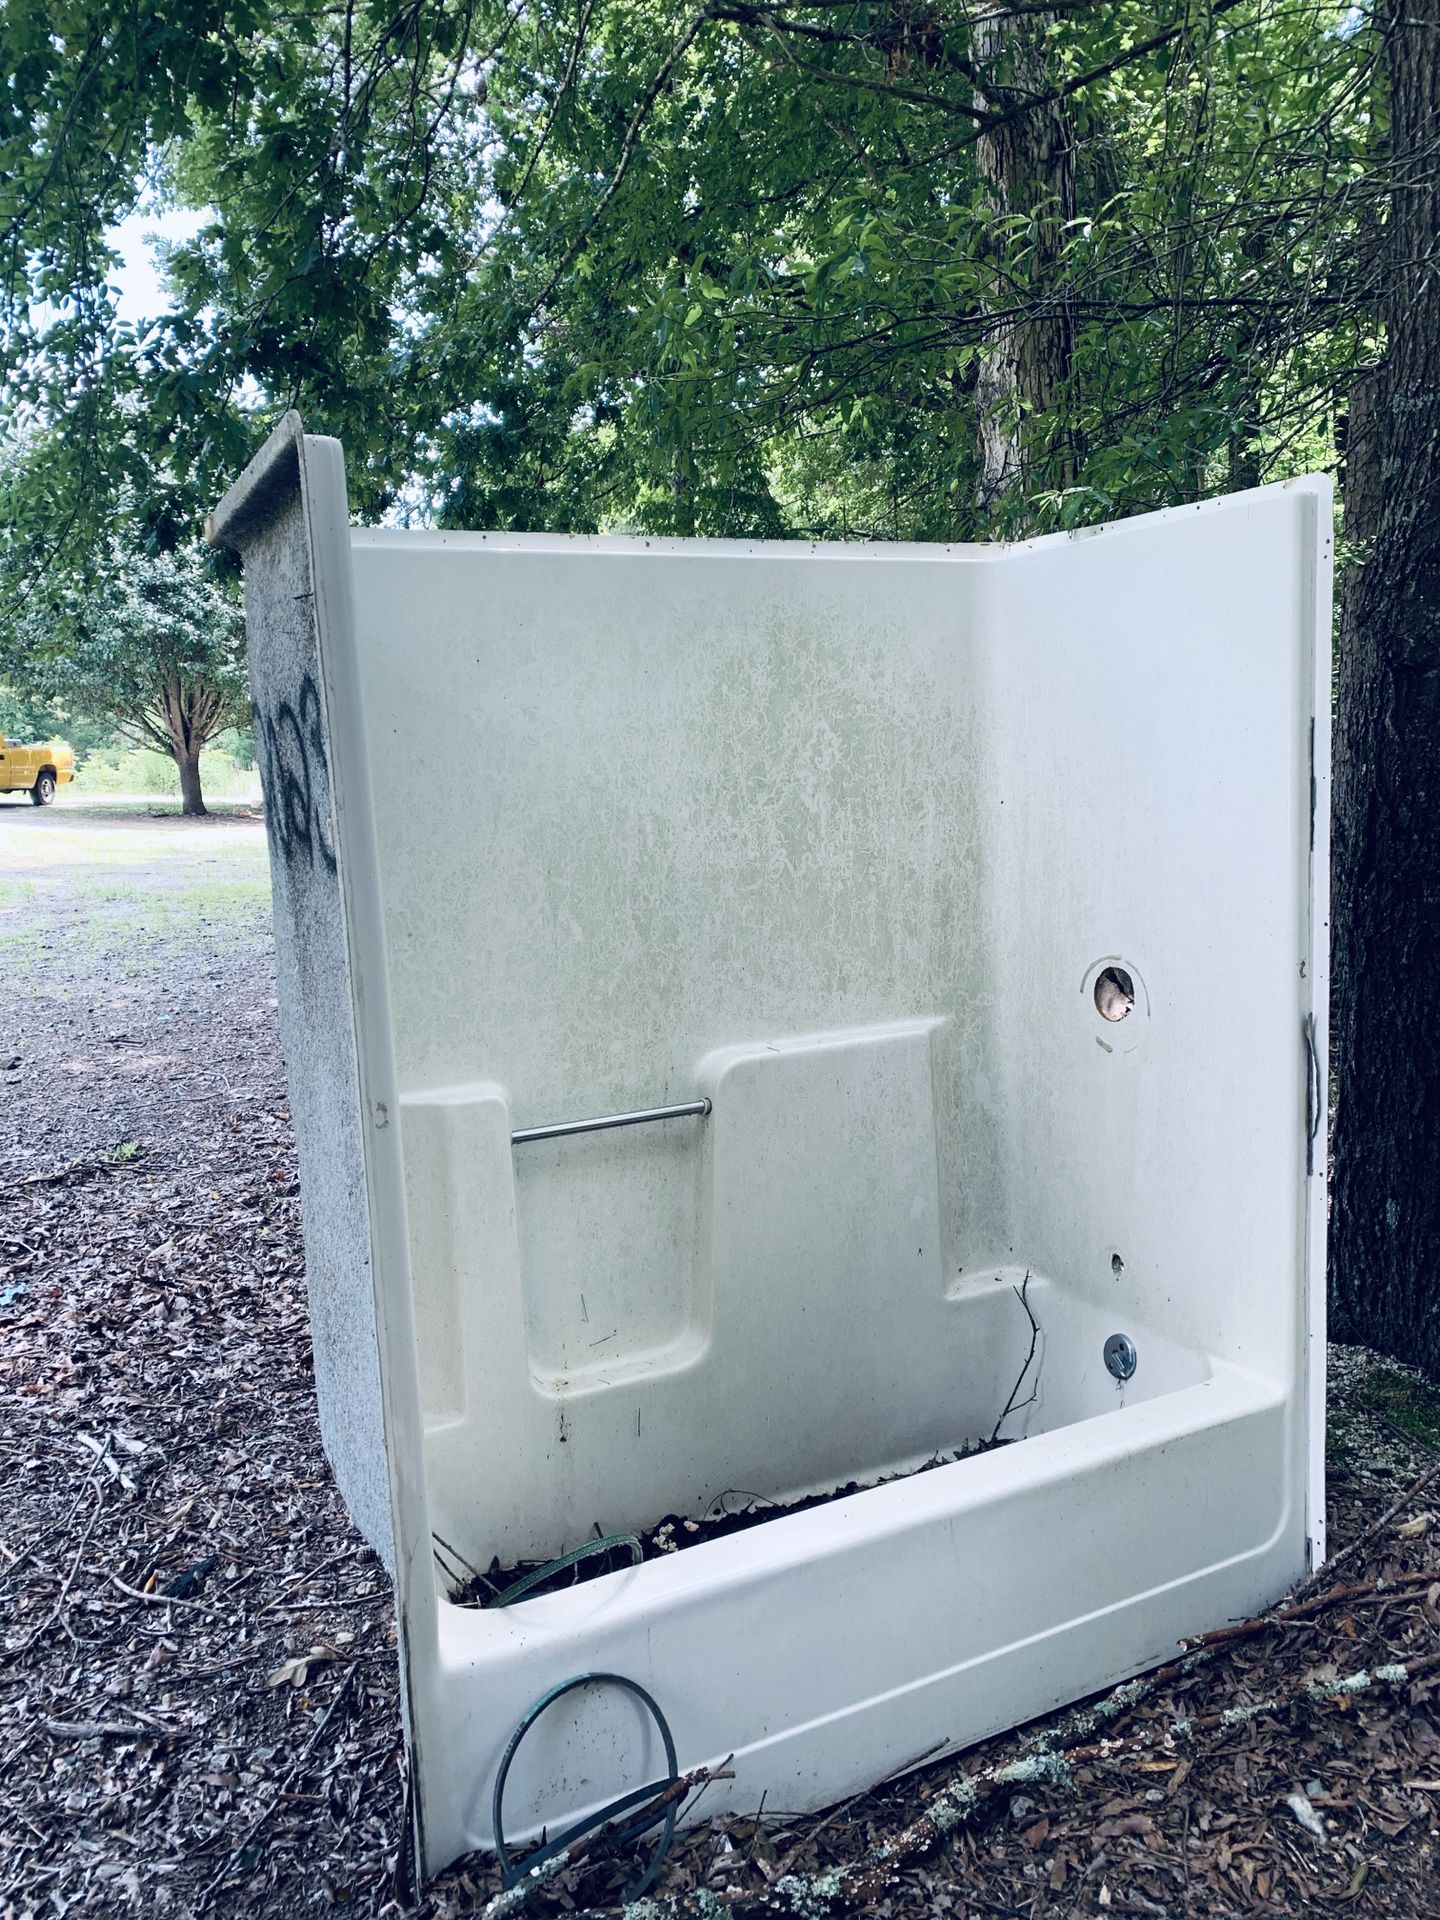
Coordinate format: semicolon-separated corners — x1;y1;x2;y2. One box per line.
0;735;75;806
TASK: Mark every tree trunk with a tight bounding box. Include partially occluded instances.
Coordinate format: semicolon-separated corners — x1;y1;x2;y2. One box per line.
158;675;212;817
176;744;207;816
972;6;1075;518
1330;0;1440;1375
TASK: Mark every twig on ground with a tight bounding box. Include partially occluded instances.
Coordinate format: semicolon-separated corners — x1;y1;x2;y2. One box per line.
108;1571;225;1614
1191;1565;1440;1655
254;1543;371;1615
40;1717;194;1742
0;1446;108;1594
1296;1456;1440;1593
0;1150;145;1197
1377;1410;1440;1457
476;1765;733;1920
771;1785;869;1879
4;1484;105;1661
568;1646;1439;1920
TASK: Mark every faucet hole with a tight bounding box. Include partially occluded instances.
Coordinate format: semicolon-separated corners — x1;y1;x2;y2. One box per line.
1094;966;1135;1022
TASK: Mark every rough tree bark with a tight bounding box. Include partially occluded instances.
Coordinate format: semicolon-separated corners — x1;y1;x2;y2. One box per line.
1330;0;1440;1375
175;743;206;816
158;679;222;818
972;5;1075;516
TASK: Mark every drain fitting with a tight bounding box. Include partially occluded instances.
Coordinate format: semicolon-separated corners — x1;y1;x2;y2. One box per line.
1104;1333;1138;1383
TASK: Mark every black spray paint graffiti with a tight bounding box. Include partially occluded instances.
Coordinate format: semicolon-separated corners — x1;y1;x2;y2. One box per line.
254;672;338;874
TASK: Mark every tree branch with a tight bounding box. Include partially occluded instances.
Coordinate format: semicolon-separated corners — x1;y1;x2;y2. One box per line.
528;11;712;313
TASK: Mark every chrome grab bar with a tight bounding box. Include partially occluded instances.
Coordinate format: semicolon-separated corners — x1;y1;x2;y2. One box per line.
511;1098;711;1146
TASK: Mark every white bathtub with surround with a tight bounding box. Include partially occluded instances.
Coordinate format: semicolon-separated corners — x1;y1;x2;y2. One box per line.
210;414;1331;1882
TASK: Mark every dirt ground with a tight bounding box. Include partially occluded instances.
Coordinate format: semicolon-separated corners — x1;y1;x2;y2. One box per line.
2;805;1439;1920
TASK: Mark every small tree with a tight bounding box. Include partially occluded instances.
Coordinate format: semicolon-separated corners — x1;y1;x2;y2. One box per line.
11;533;248;816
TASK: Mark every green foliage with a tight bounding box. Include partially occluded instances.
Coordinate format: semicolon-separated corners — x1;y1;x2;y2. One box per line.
0;682;128;756
4;525;247;767
398;0;1378;536
78;732;259;799
0;2;1388;554
0;681;71;747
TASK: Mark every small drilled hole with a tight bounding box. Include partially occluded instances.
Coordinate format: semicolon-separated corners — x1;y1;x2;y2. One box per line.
1094;966;1135;1022
1111;1253;1124;1278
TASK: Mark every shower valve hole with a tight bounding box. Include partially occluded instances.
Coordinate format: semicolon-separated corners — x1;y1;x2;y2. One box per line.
1095;966;1135;1022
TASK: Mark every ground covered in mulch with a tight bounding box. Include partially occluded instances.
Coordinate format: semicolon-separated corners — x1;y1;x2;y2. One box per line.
2;807;1439;1919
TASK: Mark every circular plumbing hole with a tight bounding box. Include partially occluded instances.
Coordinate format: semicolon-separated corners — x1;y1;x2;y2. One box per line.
1084;958;1147;1055
1094;966;1135;1022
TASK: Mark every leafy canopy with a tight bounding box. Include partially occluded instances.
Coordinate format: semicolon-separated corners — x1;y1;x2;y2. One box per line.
7;525;247;764
0;1;1381;568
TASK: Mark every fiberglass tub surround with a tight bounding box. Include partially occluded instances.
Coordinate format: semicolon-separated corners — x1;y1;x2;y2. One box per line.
210;417;1330;1881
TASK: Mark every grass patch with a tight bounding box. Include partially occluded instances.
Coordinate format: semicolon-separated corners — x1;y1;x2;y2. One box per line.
0;924;47;966
63;876;271;952
1327;1407;1357;1468
0;835;272;978
1360;1366;1440;1454
2;823;265;873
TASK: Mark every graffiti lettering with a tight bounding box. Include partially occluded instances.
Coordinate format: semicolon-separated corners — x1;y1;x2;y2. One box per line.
300;673;337;869
255;670;339;875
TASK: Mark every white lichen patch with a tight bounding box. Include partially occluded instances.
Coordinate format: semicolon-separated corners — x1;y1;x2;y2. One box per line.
1307;1670;1370;1701
1106;1680;1152;1712
996;1752;1073;1789
1031;1675;1153;1752
771;1866;847;1914
927;1778;981;1834
1220;1700;1277;1726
